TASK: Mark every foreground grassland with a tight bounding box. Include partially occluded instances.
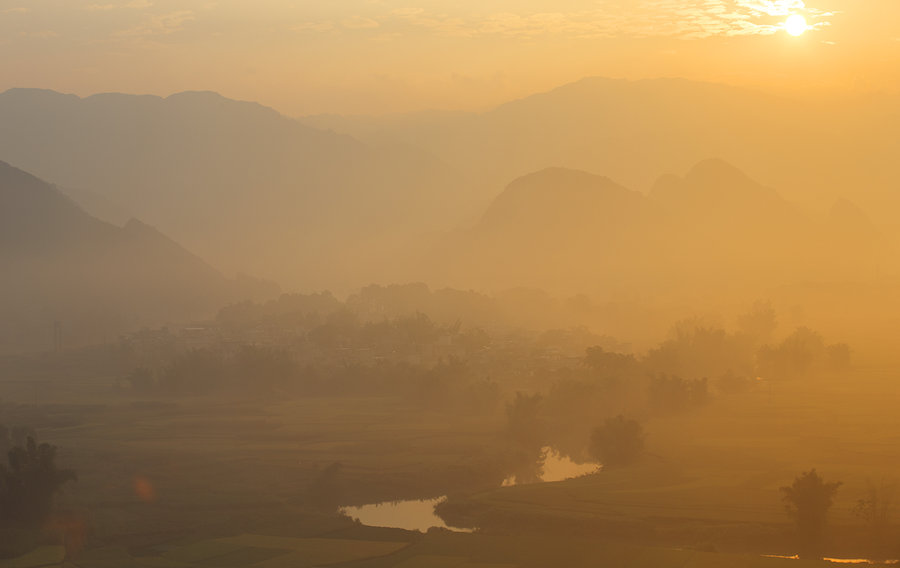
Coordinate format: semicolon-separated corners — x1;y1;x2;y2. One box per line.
0;390;511;553
440;371;900;557
2;368;900;566
1;533;848;568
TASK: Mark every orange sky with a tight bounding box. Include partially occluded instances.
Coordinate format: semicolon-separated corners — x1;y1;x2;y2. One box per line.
1;1;898;116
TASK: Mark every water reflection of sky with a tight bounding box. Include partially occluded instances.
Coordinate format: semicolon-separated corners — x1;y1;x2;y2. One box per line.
503;446;600;487
341;497;470;533
341;447;601;532
764;555;900;565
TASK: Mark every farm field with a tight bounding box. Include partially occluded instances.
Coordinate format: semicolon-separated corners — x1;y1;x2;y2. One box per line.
439;371;900;557
0;532;846;568
0;398;505;542
4;368;900;565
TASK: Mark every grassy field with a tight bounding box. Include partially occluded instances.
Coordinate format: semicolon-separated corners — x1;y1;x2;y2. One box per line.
0;389;509;555
0;546;65;568
0;532;847;568
439;371;900;558
3;366;900;565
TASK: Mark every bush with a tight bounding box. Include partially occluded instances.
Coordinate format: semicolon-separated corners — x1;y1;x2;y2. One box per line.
0;436;76;557
589;415;644;467
781;469;841;559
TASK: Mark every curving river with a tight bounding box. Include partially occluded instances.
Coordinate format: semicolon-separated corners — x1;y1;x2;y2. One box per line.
340;447;600;532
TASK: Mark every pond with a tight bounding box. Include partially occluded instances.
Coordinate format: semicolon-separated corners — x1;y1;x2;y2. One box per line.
340;496;469;532
340;446;600;532
502;446;600;486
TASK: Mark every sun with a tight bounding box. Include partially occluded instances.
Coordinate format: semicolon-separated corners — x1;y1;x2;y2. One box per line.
785;14;808;36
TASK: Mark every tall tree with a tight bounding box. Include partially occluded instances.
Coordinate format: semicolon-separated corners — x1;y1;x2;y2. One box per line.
780;469;841;559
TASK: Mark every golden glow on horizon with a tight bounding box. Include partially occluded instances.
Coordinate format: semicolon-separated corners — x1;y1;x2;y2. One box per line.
3;2;900;115
785;14;808;36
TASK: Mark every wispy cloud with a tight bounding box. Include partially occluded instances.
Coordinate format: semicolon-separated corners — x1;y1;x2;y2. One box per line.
341;16;380;30
736;0;805;17
114;10;194;38
293;1;833;40
84;1;152;12
292;21;335;33
19;29;59;39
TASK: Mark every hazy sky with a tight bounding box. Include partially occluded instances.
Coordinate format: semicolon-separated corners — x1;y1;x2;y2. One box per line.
2;1;898;115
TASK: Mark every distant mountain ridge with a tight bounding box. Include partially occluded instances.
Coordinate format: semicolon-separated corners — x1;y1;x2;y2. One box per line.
0;88;462;290
3;78;898;299
477;167;641;233
434;159;890;301
303;76;900;238
0;160;276;354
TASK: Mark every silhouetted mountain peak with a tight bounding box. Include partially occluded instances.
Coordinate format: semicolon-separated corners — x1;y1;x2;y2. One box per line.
123;217;155;234
166;90;227;102
0;88;79;104
651;159;783;212
494;167;638;208
493;76;779;121
163;91;280;116
6;88;292;128
0;158;49;186
685;158;753;187
0;160;87;235
477;167;642;234
510;167;623;192
1;162;265;352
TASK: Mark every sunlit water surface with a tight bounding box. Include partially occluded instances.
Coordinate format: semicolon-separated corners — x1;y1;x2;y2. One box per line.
341;447;600;532
764;555;899;565
340;497;466;532
502;446;601;486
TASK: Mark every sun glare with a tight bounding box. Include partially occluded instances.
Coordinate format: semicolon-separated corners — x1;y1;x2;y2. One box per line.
785;14;808;36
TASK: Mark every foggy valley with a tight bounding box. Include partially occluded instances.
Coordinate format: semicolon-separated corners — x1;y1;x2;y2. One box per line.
2;1;900;567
